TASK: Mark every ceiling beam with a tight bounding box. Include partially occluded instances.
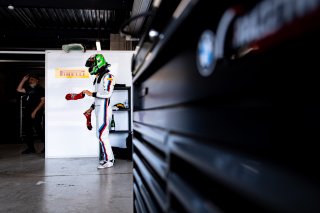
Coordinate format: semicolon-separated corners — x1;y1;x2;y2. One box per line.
0;28;111;40
0;29;112;50
0;40;110;51
0;0;134;10
0;51;45;54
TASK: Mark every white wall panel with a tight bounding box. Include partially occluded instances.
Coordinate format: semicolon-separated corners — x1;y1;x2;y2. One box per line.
45;50;133;158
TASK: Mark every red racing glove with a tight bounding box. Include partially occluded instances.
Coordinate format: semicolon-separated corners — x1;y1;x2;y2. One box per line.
65;92;85;100
83;111;92;130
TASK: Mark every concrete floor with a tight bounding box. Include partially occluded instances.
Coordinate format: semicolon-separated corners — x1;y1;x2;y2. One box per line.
0;144;133;213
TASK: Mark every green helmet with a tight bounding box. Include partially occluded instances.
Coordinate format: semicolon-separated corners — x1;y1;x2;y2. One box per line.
85;54;110;75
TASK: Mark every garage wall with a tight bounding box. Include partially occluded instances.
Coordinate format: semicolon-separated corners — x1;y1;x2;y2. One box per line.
45;50;133;158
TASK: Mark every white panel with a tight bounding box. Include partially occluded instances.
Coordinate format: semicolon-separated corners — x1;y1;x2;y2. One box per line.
45;50;134;158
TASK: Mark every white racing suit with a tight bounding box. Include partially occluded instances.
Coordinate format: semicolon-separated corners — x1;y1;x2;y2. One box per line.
92;72;115;162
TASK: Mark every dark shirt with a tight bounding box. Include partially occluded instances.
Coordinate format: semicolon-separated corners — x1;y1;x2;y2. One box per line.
24;85;45;113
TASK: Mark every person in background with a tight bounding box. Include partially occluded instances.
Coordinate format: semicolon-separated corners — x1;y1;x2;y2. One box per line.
83;54;116;169
17;74;45;154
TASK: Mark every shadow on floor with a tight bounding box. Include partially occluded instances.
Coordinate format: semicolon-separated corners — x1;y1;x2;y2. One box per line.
0;144;133;213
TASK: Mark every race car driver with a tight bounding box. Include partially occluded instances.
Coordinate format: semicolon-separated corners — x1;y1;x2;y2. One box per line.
82;54;116;169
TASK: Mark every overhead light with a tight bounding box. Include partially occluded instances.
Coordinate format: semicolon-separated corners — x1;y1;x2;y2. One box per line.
149;29;159;39
96;40;101;51
8;5;14;10
0;51;45;54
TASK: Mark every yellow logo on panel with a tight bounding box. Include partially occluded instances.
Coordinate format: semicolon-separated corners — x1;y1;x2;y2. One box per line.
55;68;89;78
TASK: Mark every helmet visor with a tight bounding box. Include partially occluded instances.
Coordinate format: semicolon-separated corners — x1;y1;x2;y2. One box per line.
85;56;95;67
85;55;97;75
